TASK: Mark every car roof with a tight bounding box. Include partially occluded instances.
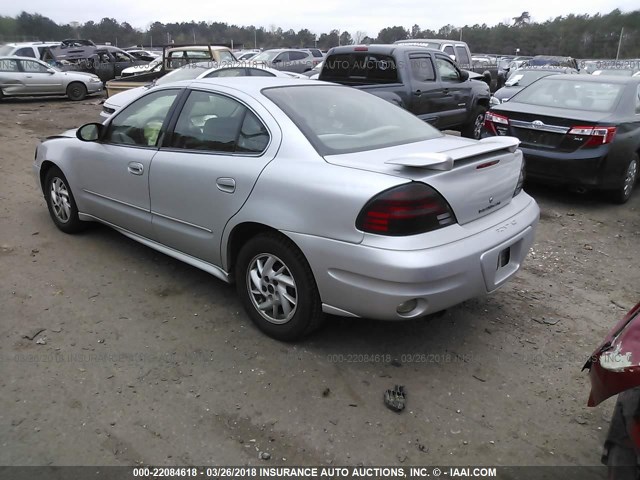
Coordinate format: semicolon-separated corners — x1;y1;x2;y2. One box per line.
182;76;325;94
328;44;442;55
395;38;466;46
167;45;231;52
0;55;47;62
544;73;639;84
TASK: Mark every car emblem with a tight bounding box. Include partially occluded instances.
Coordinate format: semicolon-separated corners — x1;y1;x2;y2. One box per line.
532;120;544;129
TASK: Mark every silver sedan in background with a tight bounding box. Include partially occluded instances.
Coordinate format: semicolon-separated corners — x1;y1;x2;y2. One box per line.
0;56;103;101
34;78;539;340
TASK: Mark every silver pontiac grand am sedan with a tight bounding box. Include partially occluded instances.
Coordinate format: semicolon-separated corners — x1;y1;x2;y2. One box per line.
34;77;539;340
0;56;103;101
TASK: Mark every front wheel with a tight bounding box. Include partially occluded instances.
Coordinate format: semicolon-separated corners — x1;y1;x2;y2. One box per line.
610;154;638;204
44;167;86;233
461;105;487;140
235;233;323;341
66;82;87;101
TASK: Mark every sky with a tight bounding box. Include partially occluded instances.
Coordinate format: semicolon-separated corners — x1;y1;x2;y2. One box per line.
4;0;639;36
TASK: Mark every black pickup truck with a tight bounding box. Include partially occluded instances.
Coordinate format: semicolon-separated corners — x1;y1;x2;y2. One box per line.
319;45;490;138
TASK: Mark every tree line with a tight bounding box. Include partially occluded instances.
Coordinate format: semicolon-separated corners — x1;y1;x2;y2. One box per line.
0;9;639;59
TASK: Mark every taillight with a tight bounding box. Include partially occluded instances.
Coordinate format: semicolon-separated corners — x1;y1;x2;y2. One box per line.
356;183;456;236
514;157;526;197
568;126;617;147
484;112;509;135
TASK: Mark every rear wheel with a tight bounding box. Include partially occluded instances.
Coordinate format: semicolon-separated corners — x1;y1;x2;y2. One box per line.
610;154;638;204
44;167;86;233
235;233;323;341
66;82;87;101
461;105;486;139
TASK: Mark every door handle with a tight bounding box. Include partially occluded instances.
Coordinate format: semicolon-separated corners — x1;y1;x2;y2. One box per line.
216;177;236;193
127;162;144;175
414;90;422;96
442;88;449;94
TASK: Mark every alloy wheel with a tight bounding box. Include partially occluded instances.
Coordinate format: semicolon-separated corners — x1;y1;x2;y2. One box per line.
623;158;638;199
50;177;71;223
246;253;298;324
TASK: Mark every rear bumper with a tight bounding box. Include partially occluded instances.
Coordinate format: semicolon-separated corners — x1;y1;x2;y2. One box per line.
286;193;539;320
519;145;611;187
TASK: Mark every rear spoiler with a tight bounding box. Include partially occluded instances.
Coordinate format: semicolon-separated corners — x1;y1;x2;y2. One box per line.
385;136;519;170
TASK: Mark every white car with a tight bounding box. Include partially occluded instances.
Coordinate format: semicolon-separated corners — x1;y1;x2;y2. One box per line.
101;62;305;119
120;58;162;77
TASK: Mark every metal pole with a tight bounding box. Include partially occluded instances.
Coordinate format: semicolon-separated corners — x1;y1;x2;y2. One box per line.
615;27;624;60
254;30;257;49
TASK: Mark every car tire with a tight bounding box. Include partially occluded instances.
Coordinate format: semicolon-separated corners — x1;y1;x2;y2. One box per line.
235;232;324;341
44;167;86;233
461;105;487;140
611;154;638;204
66;82;87;101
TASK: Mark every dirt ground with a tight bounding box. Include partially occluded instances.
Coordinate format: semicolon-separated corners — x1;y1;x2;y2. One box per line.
0;95;638;470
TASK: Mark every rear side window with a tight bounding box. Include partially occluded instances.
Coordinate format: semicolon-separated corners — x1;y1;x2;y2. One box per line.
454;46;470;66
409;54;435;81
170;90;269;154
443;45;455;57
0;59;19;71
15;47;36;58
322;53;399;84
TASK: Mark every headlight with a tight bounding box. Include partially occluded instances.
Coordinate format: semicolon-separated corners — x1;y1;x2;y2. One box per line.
90;77;101;82
490;96;501;106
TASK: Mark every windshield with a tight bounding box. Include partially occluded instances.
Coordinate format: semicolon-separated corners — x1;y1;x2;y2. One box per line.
505;70;559;87
252;51;280;62
156;63;213;85
511;78;624;112
0;45;14;55
263;85;442;155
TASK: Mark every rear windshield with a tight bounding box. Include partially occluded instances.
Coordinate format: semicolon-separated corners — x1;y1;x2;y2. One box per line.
505;70;560;87
156;63;212;85
321;53;399;84
263;85;441;155
511;78;624;112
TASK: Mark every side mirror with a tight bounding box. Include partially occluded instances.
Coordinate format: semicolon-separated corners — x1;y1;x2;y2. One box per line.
76;123;103;142
459;70;469;82
272;58;282;64
47;69;56;74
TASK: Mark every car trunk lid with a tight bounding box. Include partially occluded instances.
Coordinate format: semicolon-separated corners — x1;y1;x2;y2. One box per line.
324;135;522;225
490;104;615;152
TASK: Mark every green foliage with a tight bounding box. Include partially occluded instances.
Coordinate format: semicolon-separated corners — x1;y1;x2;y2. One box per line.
0;9;638;58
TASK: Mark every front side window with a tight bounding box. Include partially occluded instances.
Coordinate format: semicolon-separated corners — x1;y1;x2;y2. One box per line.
105;89;180;147
217;50;236;63
170;90;269;154
274;52;289;63
113;51;132;62
20;60;49;73
443;45;455;57
0;59;19;72
15;47;36;58
436;57;460;82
